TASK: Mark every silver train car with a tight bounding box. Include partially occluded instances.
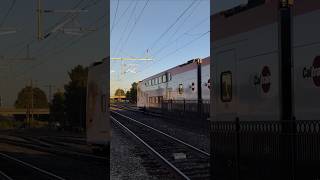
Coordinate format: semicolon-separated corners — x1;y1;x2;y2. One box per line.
211;0;320;122
210;0;320;179
137;57;210;109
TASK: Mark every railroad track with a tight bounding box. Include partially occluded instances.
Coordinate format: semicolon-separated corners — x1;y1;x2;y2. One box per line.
111;104;143;113
111;110;210;180
0;136;106;163
0;152;65;180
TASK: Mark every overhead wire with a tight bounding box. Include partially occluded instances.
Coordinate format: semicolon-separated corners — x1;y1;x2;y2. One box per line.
165;0;202;46
147;0;197;52
0;0;16;27
11;0;103;58
134;30;209;76
110;0;120;34
7;0;87;59
121;29;209;82
27;0;103;58
151;16;209;57
113;0;208;81
12;0;106;79
31;0;105;57
116;0;150;57
113;1;139;57
111;0;135;34
15;13;107;80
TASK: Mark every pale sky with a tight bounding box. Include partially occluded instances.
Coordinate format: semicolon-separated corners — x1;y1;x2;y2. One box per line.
110;0;247;95
0;0;248;106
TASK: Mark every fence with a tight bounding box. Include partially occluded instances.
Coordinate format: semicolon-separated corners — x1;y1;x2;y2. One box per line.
211;119;320;180
145;99;210;125
157;99;210;120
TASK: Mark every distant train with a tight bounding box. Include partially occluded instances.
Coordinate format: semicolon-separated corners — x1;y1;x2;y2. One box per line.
137;57;210;109
86;59;110;152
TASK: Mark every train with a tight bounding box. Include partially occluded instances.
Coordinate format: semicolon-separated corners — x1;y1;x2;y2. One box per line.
210;0;320;179
86;59;110;152
137;57;210;110
211;0;320;122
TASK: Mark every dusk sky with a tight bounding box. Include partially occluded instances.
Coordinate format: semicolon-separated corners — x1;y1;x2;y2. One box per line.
110;0;247;95
0;0;247;106
0;0;108;107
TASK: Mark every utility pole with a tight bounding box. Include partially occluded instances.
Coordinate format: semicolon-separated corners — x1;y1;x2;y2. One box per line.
111;57;153;80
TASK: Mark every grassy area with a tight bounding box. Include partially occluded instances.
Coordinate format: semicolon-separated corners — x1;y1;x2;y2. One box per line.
0;119;49;129
0;119;23;129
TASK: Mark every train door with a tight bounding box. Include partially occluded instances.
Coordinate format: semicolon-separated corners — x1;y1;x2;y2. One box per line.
146;94;150;108
159;96;163;108
214;49;237;121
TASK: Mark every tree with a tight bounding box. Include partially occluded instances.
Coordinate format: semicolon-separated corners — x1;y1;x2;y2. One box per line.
49;91;65;125
115;88;125;96
125;82;137;103
125;91;130;99
15;86;48;108
64;65;88;129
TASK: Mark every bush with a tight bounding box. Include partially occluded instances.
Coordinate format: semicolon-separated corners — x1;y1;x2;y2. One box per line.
0;120;23;129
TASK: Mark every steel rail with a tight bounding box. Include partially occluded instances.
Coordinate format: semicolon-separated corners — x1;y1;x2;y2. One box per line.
0;153;66;180
0;170;13;180
111;116;190;180
0;138;106;161
111;110;210;157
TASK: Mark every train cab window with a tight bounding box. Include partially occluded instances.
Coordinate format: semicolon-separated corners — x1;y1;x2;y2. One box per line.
221;71;232;102
163;75;167;83
168;73;172;81
178;84;183;94
159;76;162;83
155;78;158;85
149;80;151;86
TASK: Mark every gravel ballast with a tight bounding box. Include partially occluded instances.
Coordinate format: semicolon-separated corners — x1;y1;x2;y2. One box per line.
110;124;159;180
112;109;210;153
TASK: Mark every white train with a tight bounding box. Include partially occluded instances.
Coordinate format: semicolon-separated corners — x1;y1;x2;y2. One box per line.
137;57;210;109
86;59;110;152
210;1;320;178
211;0;320;122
